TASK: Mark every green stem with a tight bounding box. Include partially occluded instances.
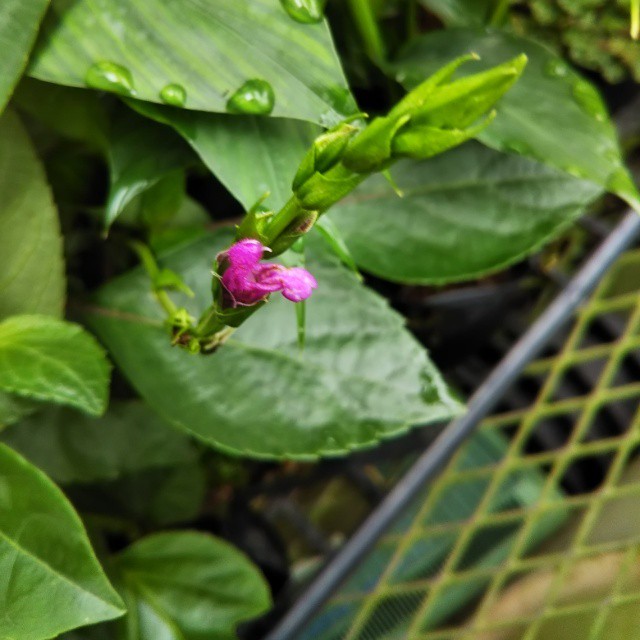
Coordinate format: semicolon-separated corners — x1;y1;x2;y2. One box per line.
347;0;387;65
489;0;511;26
263;195;306;244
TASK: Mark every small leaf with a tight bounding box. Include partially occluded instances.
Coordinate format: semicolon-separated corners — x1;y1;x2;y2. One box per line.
328;142;602;284
105;108;195;228
0;0;51;114
393;29;640;208
0;315;111;416
86;231;462;460
29;0;356;123
0;444;125;640
114;531;272;640
1;402;199;484
0;109;65;320
67;464;206;527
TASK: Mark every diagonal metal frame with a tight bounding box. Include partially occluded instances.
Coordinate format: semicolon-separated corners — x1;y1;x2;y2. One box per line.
263;211;640;640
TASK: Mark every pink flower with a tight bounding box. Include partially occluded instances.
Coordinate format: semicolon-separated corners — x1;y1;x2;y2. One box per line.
219;239;317;307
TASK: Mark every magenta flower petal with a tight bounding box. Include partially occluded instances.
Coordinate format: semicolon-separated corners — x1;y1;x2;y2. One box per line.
279;267;318;302
219;239;317;307
225;238;265;267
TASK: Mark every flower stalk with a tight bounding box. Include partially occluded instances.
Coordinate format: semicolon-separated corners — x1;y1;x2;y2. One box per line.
154;53;527;352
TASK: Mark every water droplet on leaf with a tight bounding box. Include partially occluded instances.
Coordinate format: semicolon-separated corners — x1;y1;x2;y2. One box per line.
226;79;275;115
279;0;324;23
160;83;187;106
543;59;568;78
85;61;135;95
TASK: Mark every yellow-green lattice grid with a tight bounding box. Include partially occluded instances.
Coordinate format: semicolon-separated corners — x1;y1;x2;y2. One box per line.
302;249;640;640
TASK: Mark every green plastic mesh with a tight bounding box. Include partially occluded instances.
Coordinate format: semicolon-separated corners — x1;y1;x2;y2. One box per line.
299;249;640;640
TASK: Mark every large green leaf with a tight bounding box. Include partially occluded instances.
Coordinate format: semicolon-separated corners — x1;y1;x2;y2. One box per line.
0;444;125;640
393;29;640;209
0;109;64;320
29;0;356;124
328;142;602;283
0;402;198;484
0;0;50;113
114;532;271;640
86;231;461;460
130;101;320;211
0;315;110;416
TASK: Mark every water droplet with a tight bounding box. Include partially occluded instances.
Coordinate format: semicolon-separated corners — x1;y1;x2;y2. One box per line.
226;79;275;115
160;83;187;107
572;80;606;121
543;59;568;78
279;0;324;24
85;61;135;95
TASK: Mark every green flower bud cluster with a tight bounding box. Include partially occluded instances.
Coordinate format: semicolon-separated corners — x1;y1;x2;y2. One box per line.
511;0;640;83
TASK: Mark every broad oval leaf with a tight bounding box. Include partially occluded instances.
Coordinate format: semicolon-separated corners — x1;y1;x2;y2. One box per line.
328;142;602;283
0;109;64;320
29;0;356;124
393;28;640;209
114;531;271;640
0;315;111;416
130;101;320;211
86;232;462;460
0;0;50;113
1;402;198;484
0;444;125;640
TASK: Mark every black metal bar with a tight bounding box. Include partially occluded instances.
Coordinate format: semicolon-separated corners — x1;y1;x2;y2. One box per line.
263;210;640;640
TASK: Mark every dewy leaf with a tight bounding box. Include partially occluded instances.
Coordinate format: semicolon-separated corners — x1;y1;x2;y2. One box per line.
0;444;125;640
0;315;111;416
130;101;320;211
29;0;356;124
0;109;65;320
328;143;602;284
105;108;195;228
0;402;198;484
114;531;271;640
0;0;50;114
86;231;462;460
393;28;640;209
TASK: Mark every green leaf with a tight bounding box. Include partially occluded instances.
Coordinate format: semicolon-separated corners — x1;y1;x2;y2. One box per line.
1;402;198;484
67;463;206;526
0;0;50;114
114;531;271;640
0;109;64;320
29;0;356;124
86;231;462;460
328;143;601;284
14;78;110;148
0;315;111;416
0;391;37;427
105;108;195;228
418;0;493;26
0;444;125;640
131;101;320;211
393;28;640;209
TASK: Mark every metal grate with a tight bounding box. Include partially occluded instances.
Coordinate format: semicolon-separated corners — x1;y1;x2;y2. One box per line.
262;216;640;640
292;242;640;640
